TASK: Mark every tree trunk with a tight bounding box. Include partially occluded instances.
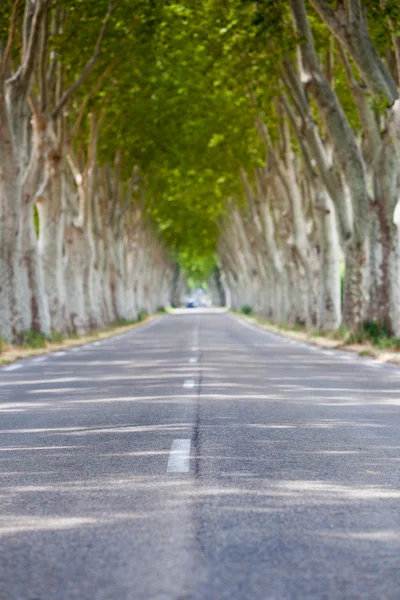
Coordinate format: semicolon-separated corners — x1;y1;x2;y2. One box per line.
20;199;50;335
317;191;341;330
343;240;369;328
0;177;23;340
37;156;67;332
64;224;87;333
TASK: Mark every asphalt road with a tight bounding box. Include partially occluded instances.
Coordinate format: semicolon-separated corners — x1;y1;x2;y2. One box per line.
0;310;399;600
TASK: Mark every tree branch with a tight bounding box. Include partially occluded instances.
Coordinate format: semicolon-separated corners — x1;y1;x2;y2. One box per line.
39;8;49;112
51;2;114;120
1;0;22;77
281;92;315;182
337;43;356;87
70;59;116;138
309;0;397;102
381;0;400;85
22;0;34;62
282;58;308;121
28;92;40;119
308;0;341;32
16;0;49;94
346;0;363;23
337;44;382;158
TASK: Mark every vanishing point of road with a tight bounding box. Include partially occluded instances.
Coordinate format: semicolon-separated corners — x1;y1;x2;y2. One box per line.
0;310;399;599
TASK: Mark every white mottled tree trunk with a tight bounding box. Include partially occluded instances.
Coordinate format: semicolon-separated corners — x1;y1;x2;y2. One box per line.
290;0;370;328
20;200;50;334
316;190;341;330
0;176;23;340
109;235;127;320
64;224;87;333
37;156;67;332
82;226;103;329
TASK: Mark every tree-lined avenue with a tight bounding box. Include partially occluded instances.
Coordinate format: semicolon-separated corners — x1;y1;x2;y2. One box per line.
3;1;400;340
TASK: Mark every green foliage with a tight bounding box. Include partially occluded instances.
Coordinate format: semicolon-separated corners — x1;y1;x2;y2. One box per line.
376;338;400;351
0;1;25;59
4;0;396;283
328;326;348;341
181;252;217;287
241;305;253;315
362;320;391;342
111;318;140;328
346;320;400;349
17;331;47;349
50;332;65;343
364;0;399;61
88;0;277;271
33;206;39;238
0;0;313;277
136;310;148;322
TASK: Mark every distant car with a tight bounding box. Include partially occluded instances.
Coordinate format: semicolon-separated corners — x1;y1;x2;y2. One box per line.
186;299;197;308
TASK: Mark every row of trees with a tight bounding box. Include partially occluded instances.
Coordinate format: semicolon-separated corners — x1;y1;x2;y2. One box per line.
2;1;400;339
216;0;400;334
0;1;174;341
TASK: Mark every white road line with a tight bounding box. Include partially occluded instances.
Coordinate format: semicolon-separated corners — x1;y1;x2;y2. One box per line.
32;356;47;363
53;351;67;357
128;318;163;335
167;439;191;473
183;379;195;389
71;347;81;352
189;357;197;364
3;364;22;372
191;346;198;352
232;316;259;332
363;361;383;368
93;341;101;346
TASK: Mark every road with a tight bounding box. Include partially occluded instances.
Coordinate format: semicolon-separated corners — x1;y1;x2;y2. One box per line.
0;310;399;600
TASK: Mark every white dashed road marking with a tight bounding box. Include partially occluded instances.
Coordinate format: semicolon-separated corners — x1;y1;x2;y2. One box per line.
364;361;383;368
183;379;195;389
3;364;22;372
167;439;191;473
189;358;197;364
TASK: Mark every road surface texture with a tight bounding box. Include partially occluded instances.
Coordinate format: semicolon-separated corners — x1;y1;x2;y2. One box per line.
0;310;399;600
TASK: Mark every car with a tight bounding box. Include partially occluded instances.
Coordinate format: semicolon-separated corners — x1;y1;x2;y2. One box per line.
186;299;197;308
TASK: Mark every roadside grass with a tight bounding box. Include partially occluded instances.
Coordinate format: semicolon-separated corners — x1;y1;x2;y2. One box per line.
137;310;149;322
359;349;374;357
233;311;400;364
0;309;166;366
281;319;400;351
18;331;47;349
345;320;400;351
